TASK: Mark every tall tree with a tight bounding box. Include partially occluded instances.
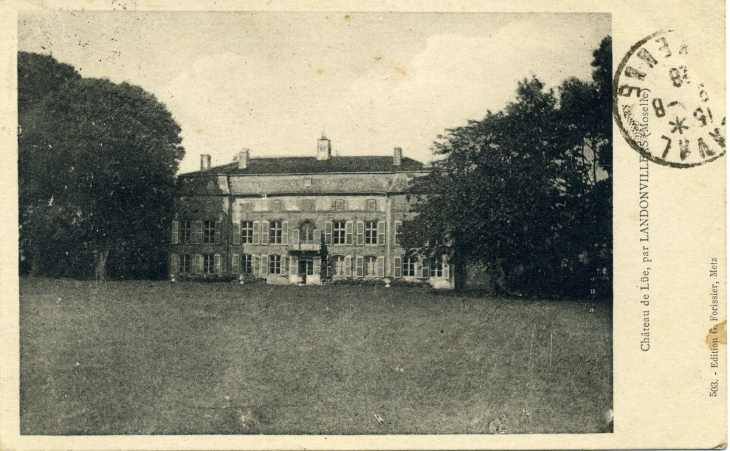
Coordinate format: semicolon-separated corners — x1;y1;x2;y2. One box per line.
402;37;612;298
555;36;613;297
19;53;185;279
18;52;82;277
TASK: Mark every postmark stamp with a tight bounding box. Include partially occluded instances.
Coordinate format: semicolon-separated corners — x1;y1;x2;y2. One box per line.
613;30;726;168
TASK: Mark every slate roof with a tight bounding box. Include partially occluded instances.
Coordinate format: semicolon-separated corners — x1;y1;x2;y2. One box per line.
182;156;425;176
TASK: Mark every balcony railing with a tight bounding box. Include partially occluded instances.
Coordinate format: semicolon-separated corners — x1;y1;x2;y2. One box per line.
290;242;320;251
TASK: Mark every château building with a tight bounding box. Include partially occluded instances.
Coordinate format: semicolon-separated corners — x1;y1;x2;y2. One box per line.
169;135;453;288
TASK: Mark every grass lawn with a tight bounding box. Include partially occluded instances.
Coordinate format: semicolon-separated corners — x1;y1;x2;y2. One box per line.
20;277;612;435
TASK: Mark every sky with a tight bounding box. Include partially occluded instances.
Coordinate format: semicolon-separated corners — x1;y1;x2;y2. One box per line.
19;11;610;174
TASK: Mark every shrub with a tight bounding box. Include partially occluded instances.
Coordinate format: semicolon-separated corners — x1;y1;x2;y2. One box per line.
174;273;239;283
328;278;429;288
329;278;387;287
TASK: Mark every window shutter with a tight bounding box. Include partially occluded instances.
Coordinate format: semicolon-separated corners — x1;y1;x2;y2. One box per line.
252;255;259;277
313;228;321;244
442;255;449;280
171;221;179;244
281;255;288;274
345;221;354;245
290;256;299;276
356;221;365;245
194;254;203;273
170;253;179;273
231;253;240;274
394;221;402;246
193;221;203;244
377;256;384;278
394;256;402;278
261;254;269;275
214;254;222;275
282;221;289;245
213;221;222;244
313;257;321;275
261;221;270;245
344;255;352;277
377;221;385;246
292;228;300;245
232;222;241;245
324;221;333;245
253;221;260;245
356;255;364;278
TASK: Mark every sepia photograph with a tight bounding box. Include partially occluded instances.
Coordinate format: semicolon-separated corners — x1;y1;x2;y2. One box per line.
17;10;614;436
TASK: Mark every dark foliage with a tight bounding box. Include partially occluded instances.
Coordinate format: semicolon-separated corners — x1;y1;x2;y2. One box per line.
329;278;388;287
174;273;265;283
19;52;185;280
402;37;612;299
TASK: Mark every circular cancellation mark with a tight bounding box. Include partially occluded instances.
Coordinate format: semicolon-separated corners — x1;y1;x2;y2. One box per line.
613;30;726;168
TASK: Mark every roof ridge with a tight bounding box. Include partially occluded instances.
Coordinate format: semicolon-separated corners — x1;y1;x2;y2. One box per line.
180;154;425;176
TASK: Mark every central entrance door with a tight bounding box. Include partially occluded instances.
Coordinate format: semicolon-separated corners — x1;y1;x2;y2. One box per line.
298;258;314;283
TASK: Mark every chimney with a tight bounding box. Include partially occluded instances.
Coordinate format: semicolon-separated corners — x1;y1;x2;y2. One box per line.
200;154;211;171
393;147;402;166
237;149;250;169
316;134;331;161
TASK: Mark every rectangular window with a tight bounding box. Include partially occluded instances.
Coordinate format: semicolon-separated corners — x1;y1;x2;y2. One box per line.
269;255;281;274
241;221;254;243
421;259;431;278
333;221;346;245
270;200;282;211
270;220;282;244
334;199;345;211
394;221;402;246
332;255;346;276
203;254;215;274
430;258;443;277
305;259;314;276
365;221;378;245
364;256;377;277
300;222;315;244
366;199;377;212
403;257;417;277
242;254;253;274
179;254;191;273
192;221;203;244
180;221;192;244
203;221;216;244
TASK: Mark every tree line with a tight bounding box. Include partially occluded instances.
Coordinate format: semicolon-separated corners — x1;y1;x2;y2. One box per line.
19;52;185;280
19;38;611;298
401;37;612;299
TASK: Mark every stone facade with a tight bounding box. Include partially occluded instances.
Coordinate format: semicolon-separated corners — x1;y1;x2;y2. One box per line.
169;137;453;288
